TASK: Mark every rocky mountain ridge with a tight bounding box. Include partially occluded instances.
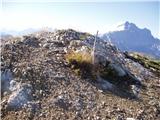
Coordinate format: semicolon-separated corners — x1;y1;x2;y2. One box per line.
1;29;160;120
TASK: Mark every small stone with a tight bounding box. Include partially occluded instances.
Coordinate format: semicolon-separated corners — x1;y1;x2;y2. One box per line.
3;91;8;96
96;116;100;120
54;75;65;80
98;89;103;93
126;118;135;120
39;90;43;95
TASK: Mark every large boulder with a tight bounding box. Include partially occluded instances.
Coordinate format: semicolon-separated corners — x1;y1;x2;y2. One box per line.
67;36;142;95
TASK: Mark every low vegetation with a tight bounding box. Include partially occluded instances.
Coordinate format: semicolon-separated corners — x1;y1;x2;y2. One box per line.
126;52;160;74
79;33;91;40
65;50;95;78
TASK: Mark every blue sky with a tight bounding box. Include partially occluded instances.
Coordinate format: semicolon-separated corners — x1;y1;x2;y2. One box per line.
1;0;159;38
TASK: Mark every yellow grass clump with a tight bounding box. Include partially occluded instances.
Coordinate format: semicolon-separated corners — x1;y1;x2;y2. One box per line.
65;50;95;78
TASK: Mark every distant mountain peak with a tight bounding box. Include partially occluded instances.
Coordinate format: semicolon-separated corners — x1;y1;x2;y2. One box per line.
102;22;160;58
116;21;137;31
110;21;137;32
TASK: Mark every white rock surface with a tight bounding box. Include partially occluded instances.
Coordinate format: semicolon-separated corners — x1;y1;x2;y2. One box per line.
7;84;32;110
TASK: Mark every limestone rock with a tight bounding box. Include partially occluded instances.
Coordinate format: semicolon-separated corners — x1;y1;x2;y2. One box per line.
7;84;32;110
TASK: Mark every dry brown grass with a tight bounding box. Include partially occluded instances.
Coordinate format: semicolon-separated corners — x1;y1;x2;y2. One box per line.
65;50;92;64
65;50;95;78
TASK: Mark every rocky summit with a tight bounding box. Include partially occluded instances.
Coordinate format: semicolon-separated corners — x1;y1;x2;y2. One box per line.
1;29;160;120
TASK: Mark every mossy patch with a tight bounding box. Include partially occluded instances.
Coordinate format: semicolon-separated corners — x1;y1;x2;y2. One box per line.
126;53;160;74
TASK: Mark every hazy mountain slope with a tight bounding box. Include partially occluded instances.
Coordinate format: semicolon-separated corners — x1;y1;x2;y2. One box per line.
0;28;54;36
102;21;160;58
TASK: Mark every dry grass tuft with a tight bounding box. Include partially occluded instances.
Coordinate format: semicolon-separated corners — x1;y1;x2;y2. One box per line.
65;50;92;64
65;50;95;78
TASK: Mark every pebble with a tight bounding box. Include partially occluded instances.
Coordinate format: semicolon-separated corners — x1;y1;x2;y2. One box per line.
126;118;135;120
